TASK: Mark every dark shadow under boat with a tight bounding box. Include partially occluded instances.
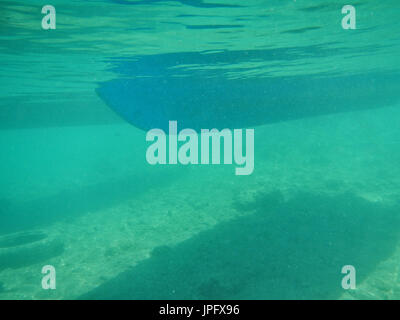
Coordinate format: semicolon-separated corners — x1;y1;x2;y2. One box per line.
80;191;400;300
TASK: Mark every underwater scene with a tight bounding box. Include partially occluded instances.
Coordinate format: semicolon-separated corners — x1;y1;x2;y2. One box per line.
0;0;400;300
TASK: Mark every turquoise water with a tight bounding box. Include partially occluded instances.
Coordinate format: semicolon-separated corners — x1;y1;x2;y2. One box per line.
0;0;400;299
